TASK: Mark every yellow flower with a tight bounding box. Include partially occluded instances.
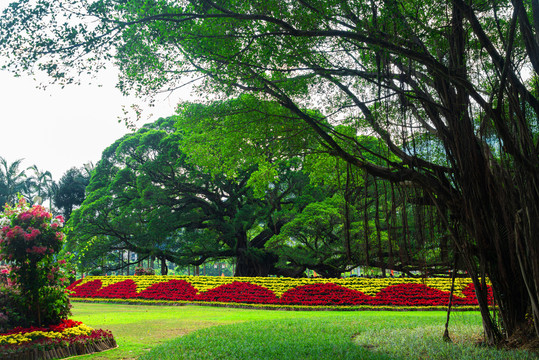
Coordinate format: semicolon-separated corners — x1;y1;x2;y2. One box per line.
0;324;95;346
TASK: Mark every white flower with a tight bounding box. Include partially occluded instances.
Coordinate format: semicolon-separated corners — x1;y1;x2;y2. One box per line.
51;217;64;228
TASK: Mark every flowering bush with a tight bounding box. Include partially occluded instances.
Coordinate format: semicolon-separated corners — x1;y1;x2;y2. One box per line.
370;283;479;306
0;198;71;328
134;266;155;275
461;282;494;304
0;320;90;341
68;275;493;308
0;265;18;332
68;279;103;298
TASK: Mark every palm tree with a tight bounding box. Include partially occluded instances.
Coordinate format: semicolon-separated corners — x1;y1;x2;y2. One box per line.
26;164;54;207
0;156;27;208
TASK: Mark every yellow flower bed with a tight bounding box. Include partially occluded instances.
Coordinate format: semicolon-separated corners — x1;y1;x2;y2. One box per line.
0;324;93;346
70;275;481;298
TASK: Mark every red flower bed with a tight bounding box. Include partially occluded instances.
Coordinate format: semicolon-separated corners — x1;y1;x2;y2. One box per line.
196;281;279;304
67;279;84;289
94;279;138;299
2;319;82;336
280;283;372;306
68;276;494;308
69;279;103;298
137;279;197;301
371;283;477;306
461;282;494;304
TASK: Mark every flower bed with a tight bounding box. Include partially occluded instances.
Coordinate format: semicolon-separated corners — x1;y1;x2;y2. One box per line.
0;319;117;360
68;275;492;309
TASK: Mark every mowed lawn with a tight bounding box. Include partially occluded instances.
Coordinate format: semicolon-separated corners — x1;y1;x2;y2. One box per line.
70;302;537;360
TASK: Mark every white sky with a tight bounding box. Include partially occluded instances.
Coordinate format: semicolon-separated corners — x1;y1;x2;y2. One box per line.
0;70;184;180
0;1;189;181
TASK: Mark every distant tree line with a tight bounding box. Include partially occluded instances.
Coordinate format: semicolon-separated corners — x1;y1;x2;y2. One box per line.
0;157;92;221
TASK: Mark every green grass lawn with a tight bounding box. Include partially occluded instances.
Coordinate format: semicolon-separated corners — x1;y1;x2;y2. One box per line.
70;302;537;360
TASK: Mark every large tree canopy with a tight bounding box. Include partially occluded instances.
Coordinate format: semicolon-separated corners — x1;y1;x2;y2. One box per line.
2;0;538;344
69;116;321;277
177;97;453;278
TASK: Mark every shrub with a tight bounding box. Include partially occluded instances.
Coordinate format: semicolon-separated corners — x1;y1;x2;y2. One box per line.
0;277;24;332
0;198;71;328
134;267;155;276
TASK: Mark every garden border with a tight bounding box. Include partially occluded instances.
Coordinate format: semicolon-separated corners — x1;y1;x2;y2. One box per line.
1;337;117;360
70;298;483;312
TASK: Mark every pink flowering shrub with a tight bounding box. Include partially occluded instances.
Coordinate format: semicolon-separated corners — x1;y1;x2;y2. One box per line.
134;266;155;275
0;265;19;332
0;198;71;328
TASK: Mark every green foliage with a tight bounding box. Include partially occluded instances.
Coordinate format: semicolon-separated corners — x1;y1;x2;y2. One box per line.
53;166;92;221
267;194;358;277
177;95;320;179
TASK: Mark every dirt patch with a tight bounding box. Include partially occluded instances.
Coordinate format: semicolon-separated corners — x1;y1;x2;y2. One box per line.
504;328;539;354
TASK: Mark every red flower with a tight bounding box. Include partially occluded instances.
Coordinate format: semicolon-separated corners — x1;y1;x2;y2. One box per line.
373;283;471;306
196;281;278;304
70;279;103;297
280;283;372;306
461;282;493;305
94;279;138;299
137;279;197;301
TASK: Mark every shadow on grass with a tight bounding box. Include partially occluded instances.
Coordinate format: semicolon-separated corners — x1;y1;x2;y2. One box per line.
141;318;538;360
140;318;403;360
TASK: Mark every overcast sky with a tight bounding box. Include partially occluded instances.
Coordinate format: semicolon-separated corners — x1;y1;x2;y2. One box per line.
0;1;190;180
0;69;185;180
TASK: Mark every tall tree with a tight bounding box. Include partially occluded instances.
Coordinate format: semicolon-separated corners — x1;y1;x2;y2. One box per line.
69;116;316;276
2;0;538;343
53;166;91;221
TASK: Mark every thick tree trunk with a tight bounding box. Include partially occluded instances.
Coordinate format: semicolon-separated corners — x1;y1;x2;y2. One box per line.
444;118;537;343
161;257;168;275
234;231;272;276
234;249;273;276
